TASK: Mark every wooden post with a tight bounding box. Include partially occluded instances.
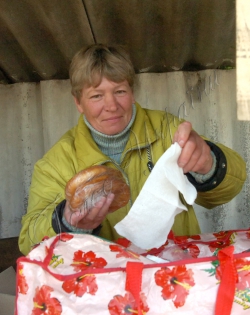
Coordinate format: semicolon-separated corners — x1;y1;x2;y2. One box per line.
237;0;250;120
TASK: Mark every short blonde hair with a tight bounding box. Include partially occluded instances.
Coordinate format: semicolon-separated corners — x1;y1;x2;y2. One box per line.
69;44;135;101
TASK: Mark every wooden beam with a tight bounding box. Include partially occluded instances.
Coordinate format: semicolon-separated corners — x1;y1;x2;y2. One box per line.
237;0;250;120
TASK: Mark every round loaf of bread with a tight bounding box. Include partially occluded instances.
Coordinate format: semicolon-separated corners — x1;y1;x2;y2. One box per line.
65;165;130;212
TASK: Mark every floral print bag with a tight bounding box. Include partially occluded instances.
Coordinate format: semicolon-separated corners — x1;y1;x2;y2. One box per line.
15;232;250;315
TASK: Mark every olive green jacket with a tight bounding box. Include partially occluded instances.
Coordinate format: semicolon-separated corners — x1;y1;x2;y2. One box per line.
19;103;246;255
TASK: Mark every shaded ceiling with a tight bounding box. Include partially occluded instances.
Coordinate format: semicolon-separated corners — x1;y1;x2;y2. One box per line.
0;0;236;84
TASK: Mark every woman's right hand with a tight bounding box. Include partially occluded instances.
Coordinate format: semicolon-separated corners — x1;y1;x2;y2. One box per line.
63;193;115;231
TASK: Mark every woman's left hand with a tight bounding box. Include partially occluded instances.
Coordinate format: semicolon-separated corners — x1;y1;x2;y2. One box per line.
63;193;115;231
173;121;213;174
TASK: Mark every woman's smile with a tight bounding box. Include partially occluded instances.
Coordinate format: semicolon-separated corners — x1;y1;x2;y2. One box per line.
103;115;122;122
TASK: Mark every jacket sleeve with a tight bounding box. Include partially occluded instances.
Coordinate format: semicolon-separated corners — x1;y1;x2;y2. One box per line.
186;141;227;191
193;141;246;209
18;151;102;255
18;158;67;255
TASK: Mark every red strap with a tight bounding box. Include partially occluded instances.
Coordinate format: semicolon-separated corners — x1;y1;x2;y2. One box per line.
215;246;238;315
125;261;144;315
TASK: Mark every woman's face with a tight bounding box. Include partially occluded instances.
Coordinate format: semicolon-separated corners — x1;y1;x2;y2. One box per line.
74;77;135;135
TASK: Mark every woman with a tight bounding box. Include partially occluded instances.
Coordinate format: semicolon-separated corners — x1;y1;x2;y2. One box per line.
19;44;246;255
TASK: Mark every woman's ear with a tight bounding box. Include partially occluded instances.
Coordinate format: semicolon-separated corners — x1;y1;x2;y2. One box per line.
73;97;84;114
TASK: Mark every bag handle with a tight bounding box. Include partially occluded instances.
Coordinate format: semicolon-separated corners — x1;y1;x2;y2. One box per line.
126;261;144;315
215;245;238;315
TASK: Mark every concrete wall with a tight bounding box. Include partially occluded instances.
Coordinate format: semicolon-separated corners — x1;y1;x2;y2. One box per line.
1;69;249;238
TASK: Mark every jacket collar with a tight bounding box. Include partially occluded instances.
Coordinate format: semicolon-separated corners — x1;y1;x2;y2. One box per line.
124;102;157;150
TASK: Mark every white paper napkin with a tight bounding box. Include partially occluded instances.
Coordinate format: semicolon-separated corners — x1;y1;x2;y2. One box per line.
114;142;197;249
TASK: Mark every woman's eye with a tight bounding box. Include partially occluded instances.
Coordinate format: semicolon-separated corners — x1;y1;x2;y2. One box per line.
116;90;126;95
90;94;102;99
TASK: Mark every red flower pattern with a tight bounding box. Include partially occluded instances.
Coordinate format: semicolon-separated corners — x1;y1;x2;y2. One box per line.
181;244;200;258
155;265;195;308
32;285;62;315
18;263;29;294
108;292;149;314
109;244;140;259
216;258;250;290
208;231;235;253
71;250;107;272
59;233;74;242
208;239;231;253
115;238;131;248
174;235;201;245
145;239;170;257
61;250;107;297
62;274;98;297
213;231;229;239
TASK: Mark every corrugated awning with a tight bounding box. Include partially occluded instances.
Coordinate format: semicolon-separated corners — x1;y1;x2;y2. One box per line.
0;0;235;84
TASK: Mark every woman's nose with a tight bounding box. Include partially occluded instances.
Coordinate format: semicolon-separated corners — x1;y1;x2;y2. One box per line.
104;94;118;111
